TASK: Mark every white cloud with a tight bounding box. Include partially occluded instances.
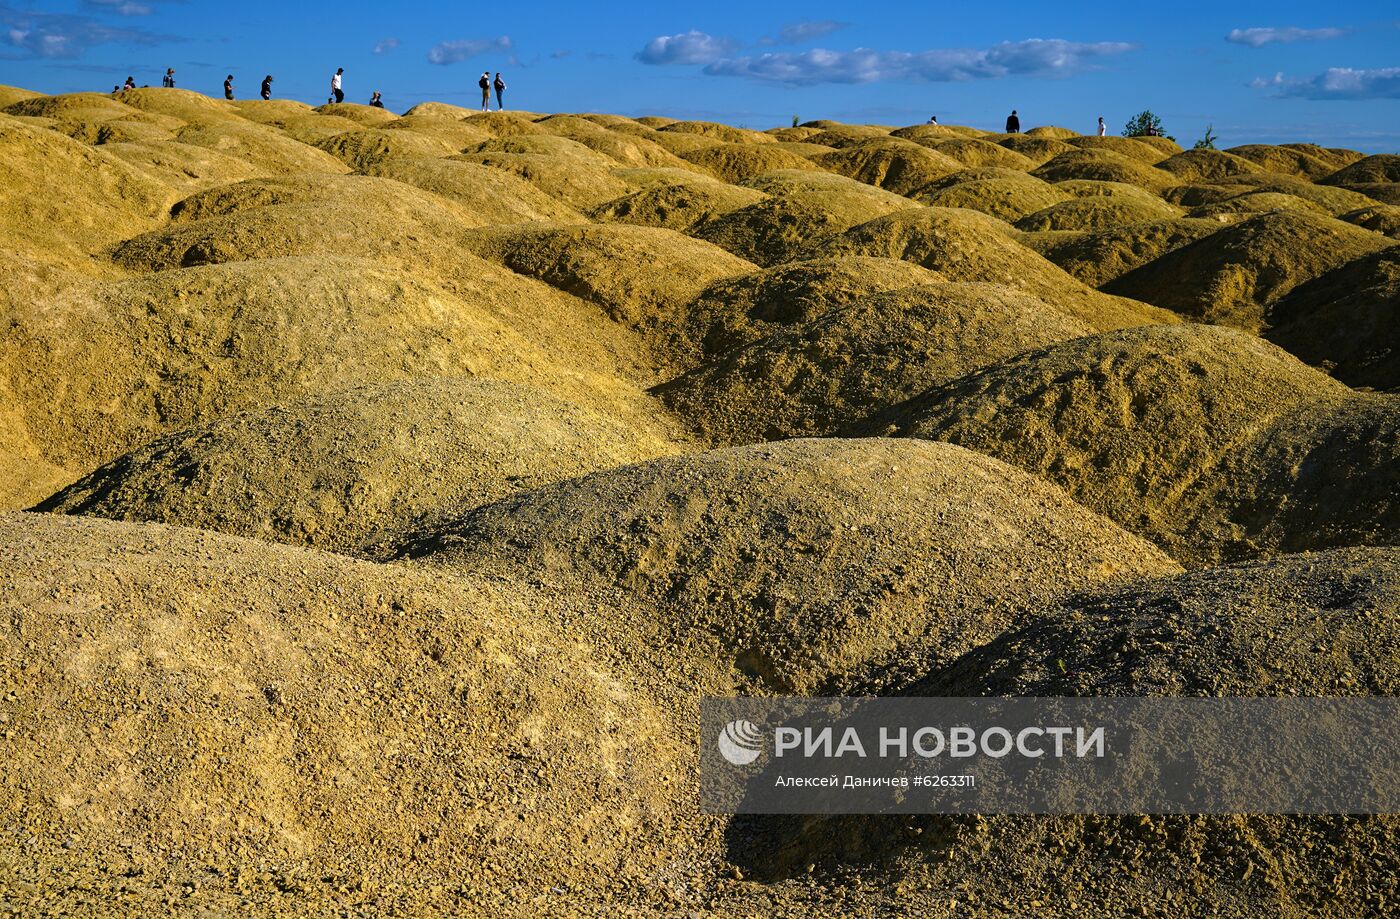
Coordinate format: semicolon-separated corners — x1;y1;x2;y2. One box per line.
636;30;739;65
1226;26;1348;47
0;3;169;58
1264;67;1400;100
373;37;400;55
776;20;847;44
86;0;154;15
701;39;1135;86
427;36;512;65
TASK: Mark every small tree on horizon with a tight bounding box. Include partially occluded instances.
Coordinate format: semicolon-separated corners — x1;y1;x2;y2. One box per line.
1123;110;1173;142
1193;124;1219;150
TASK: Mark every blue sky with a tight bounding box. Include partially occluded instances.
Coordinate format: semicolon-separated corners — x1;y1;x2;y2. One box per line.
1;1;1397;150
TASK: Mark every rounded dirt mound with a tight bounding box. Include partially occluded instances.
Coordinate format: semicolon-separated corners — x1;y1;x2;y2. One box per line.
1032;149;1175;191
1321;154;1400;186
1266;247;1400;390
396;438;1179;694
314;128;457;169
914;172;1070;221
800;208;1176;330
1226;144;1338;180
995;134;1076;164
1022;218;1224;287
658;120;776;145
588;179;767;232
1014;195;1182;231
655;282;1091;443
101;139;268;194
357;155;583;223
678;142;821;183
812;139;963;195
172;120;351;175
35;377;677;556
1185;191;1329;219
1153;149;1264;182
0;511;695;912
1339;204;1400;239
917;138;1035;171
1103;210;1393;328
1064;135;1168;163
860;323;1399;566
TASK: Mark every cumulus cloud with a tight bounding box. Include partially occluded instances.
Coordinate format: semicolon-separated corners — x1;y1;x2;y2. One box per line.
427;36;512;65
373;37;400;55
0;3;169;58
86;0;153;14
1260;67;1400;100
776;20;848;44
635;30;739;65
702;39;1135;86
1226;26;1348;47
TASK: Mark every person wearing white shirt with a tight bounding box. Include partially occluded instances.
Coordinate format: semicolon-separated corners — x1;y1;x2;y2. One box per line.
330;68;344;104
1097;116;1106;137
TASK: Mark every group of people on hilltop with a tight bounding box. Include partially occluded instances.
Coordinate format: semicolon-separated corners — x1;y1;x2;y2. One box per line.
118;64;504;113
925;109;1111;137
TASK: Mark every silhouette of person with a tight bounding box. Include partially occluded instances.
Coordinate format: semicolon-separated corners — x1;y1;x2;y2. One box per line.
494;72;506;110
261;75;273;100
1005;109;1020;133
1097;116;1106;137
331;68;344;104
927;114;938;125
162;68;175;88
478;71;490;111
223;74;234;100
369;90;384;108
123;76;135;90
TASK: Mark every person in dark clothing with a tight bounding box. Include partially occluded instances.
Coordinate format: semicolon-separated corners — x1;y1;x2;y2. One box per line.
122;76;135;90
331;68;344;104
223;75;234;100
369;90;384;108
261;75;273;100
493;72;506;110
162;68;175;88
1005;109;1020;133
478;71;490;111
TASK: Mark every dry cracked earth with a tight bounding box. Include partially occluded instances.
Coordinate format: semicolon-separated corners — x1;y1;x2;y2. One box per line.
0;83;1398;916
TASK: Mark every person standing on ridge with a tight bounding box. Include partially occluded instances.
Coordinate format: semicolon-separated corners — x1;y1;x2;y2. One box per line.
122;76;135;90
1097;116;1106;137
330;67;345;104
369;90;384;108
927;114;938;125
261;75;273;100
1005;109;1020;133
493;72;506;110
162;68;175;88
223;74;234;100
478;71;491;111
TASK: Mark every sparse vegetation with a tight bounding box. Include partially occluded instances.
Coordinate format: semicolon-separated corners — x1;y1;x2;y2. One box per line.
1122;109;1174;142
1194;124;1218;150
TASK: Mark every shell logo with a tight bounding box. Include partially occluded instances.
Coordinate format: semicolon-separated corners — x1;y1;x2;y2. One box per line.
718;719;764;766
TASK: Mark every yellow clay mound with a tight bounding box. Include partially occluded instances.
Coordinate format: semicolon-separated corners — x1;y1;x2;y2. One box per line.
228;98;315;122
995;133;1076;163
1226;144;1338;179
401;100;478;118
1064;135;1169;163
0;116;172;272
313;101;399;125
314;127;457;169
914;173;1071;220
463;222;755;339
0;512;696;911
2;91;135;119
1014;195;1184;231
45;115;177;145
1153;148;1265;182
1185;191;1330;219
101;139;270;193
801;125;894;148
115;86;242;123
800;207;1177;330
863;323;1399;566
1321;153;1400;186
0;83;42;107
1103;210;1393;328
812;138;965;195
455;150;632;207
358;155;583;223
1051;178;1174;204
533;114;690;168
658;120;776;145
1210;174;1378;215
1339;203;1400;238
679;142;823;182
915;137;1036;170
588;180;767;232
1021;218;1225;287
656;281;1092;443
1032;148;1175;191
1266;246;1400;389
396;438;1179;693
461;110;548;136
269;112;368;143
172;120;351;175
1024;125;1079;139
36;377;678;556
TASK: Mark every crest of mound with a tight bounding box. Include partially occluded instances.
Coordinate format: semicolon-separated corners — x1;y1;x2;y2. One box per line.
1347;182;1400;205
0;512;693;902
1185;191;1329;219
267;112;368;144
314;128;456;169
1164;182;1254;207
859;323;1398;566
2;91;136;119
0;84;42;107
172;120;350;175
114;174;488;274
533;114;690;168
659;120;776;145
1226;144;1337;179
460;111;547;136
1153;148;1265;182
1266;247;1400;389
800;208;1176;330
35;377;678;557
395;438;1179;693
912;170;1064;218
588;180;767;232
693;177;916;267
641;129;725;156
102;139;270;193
678;142;822;182
1022;218;1224;287
1032;149;1175;191
464;223;754;337
229;98;315;122
0;255;681;481
0;116;172;271
655;282;1092;444
1104;210;1393;328
357;155;583;223
662;257;943;367
995;134;1076;164
467;133;617;165
812;139;964;195
1025;125;1078;140
1339;203;1400;239
1321;154;1400;186
313;101;399;125
402;100;477;118
915;137;1035;171
766;125;824;142
801;125;893;148
1014;195;1183;231
114;87;242;123
1063;135;1168;163
44;114;177;145
1202;174;1379;215
454;150;631;208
